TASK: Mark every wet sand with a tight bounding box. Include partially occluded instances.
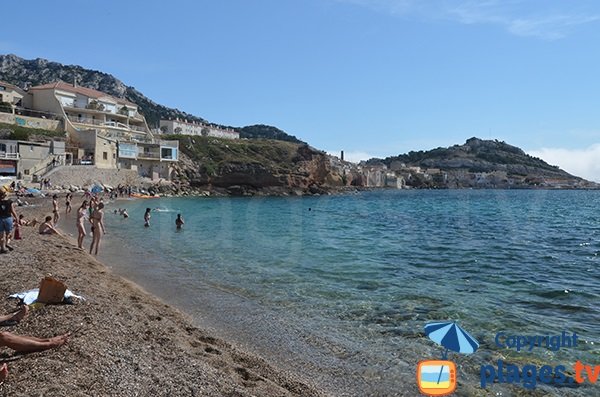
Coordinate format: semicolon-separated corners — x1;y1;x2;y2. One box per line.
0;197;327;397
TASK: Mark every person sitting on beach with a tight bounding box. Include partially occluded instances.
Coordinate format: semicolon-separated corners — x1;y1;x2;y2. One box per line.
175;214;184;229
144;208;151;227
18;214;37;227
0;190;18;254
39;216;61;236
52;195;60;225
89;202;105;255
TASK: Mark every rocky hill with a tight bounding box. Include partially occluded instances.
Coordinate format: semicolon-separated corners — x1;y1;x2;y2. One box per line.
0;54;301;142
166;136;346;196
367;137;590;188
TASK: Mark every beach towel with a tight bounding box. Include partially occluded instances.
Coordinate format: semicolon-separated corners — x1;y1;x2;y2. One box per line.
9;288;84;305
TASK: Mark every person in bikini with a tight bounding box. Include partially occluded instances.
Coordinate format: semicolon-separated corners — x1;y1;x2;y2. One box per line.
89;202;105;255
76;200;89;249
52;195;60;225
65;193;73;214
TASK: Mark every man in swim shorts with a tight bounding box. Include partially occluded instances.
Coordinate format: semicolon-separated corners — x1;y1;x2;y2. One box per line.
0;190;18;254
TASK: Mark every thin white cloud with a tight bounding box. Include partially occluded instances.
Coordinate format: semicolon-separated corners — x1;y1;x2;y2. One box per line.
333;0;600;39
449;2;600;40
528;145;600;182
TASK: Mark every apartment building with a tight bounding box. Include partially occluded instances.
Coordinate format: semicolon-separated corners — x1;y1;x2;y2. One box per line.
160;118;239;139
27;81;178;179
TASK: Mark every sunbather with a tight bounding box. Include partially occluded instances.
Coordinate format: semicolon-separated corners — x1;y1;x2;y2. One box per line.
0;331;69;383
0;305;28;325
0;330;69;353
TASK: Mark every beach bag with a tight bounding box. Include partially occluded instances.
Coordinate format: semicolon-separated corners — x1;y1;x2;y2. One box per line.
37;277;67;304
14;224;21;240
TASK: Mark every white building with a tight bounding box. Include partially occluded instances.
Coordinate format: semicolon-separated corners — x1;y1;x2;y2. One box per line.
160;119;239;139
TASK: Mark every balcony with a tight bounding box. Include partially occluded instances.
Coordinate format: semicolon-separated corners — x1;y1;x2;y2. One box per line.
68;115;148;133
129;124;148;133
64;103;144;120
67;115;106;126
0;152;19;160
138;151;160;159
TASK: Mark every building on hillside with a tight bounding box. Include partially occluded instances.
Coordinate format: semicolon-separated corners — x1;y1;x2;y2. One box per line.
385;173;405;189
0;138;66;178
0;139;19;176
27;81;178;179
159;119;239;139
0;81;28;111
359;164;388;187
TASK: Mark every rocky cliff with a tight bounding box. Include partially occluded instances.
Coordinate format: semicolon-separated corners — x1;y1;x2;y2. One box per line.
167;136;348;196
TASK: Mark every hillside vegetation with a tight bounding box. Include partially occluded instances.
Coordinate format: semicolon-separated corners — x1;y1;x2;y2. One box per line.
0;122;65;141
164;135;343;195
170;135;303;176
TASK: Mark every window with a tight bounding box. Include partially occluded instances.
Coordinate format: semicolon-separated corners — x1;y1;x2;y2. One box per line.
0;144;5;152
103;152;108;160
161;147;173;159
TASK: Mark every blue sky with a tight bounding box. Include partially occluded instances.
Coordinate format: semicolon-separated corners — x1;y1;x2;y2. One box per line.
2;0;600;180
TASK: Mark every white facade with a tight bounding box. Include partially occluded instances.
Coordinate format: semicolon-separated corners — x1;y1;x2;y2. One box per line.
160;119;239;139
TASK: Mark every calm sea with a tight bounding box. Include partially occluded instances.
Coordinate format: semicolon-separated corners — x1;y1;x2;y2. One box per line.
90;190;600;396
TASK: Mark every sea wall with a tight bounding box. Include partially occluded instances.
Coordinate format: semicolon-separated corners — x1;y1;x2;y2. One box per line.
42;165;140;187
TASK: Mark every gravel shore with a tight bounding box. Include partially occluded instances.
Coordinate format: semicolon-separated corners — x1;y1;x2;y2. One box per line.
0;196;326;397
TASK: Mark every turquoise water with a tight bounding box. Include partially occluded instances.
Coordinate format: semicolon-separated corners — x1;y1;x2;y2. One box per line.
95;190;600;396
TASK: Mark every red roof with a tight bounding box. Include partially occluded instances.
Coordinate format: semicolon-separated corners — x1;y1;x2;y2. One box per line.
0;80;25;93
30;81;136;107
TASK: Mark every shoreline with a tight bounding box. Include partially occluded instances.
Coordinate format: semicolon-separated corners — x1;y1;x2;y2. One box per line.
0;197;328;397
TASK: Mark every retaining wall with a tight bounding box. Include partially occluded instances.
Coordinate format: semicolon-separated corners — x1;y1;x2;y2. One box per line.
42;166;140;188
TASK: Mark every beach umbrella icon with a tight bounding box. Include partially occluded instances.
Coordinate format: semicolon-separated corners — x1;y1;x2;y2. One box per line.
424;322;479;387
425;321;479;359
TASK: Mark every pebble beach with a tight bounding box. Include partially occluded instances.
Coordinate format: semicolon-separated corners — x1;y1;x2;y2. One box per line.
0;196;326;397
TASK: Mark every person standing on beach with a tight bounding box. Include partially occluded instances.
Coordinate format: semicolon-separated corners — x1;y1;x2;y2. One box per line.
76;200;89;249
175;214;184;229
89;202;105;255
52;195;60;225
65;193;72;214
0;190;18;254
